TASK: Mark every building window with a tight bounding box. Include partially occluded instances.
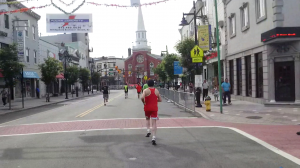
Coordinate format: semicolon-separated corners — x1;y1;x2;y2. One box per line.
256;0;266;23
228;13;236;38
229;60;234;94
142;33;144;38
240;2;249;31
34;51;37;64
25;23;28;37
150;62;154;76
245;56;252;97
255;53;263;98
32;26;36;40
26;49;29;62
4;14;9;29
138;33;140;38
236;58;242;95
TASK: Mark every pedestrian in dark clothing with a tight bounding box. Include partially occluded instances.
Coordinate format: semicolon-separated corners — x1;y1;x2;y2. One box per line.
1;88;8;107
36;87;40;98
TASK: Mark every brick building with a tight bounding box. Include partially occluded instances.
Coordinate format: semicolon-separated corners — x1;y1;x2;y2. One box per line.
124;6;162;84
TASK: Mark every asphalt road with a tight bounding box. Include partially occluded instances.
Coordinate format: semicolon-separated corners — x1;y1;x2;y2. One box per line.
0;90;298;168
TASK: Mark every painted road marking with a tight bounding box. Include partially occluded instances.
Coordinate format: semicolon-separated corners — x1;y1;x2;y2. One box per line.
75;93;126;118
0;126;298;165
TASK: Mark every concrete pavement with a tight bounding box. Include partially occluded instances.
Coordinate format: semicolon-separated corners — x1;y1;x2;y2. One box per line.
0;90;299;167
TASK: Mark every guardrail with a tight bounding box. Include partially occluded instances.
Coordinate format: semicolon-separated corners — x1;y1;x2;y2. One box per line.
157;88;195;113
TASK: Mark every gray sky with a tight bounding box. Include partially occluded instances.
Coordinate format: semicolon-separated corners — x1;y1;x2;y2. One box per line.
23;0;195;58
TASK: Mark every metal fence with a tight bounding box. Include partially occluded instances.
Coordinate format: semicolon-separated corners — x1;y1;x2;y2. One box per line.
157;88;195;112
109;85;125;90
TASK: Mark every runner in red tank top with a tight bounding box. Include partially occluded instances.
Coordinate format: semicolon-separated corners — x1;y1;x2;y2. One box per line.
141;80;162;145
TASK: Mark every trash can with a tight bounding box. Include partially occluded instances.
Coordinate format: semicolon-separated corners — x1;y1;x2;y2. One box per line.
205;96;211;112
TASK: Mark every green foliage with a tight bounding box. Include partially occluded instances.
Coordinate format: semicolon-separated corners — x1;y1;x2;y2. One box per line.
163;53;179;80
153;62;167;82
175;38;195;71
39;57;63;86
92;72;101;85
79;68;90;86
66;65;79;85
0;44;24;87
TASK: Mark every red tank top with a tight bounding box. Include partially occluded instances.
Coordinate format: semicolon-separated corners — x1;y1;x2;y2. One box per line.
144;88;158;111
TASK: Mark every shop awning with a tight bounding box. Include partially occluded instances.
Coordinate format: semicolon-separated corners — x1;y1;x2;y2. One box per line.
23;71;40;78
56;74;64;79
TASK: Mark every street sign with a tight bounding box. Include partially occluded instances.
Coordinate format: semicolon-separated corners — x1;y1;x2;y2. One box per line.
174;61;183;75
195;75;202;88
144;76;148;80
190;45;203;58
192;57;203;63
17;30;25;62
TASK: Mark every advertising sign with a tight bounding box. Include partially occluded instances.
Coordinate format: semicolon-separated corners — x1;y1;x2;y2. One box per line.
17;30;25;62
46;14;93;33
131;0;140;6
198;25;211;51
174;61;183;75
195;75;203;88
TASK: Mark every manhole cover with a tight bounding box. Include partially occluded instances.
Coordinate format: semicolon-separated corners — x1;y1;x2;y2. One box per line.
246;116;263;119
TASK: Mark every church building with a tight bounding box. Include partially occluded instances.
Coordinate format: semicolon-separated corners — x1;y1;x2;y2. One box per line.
124;6;162;84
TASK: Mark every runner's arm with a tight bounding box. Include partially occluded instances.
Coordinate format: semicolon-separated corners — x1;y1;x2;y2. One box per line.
141;90;146;104
155;89;162;102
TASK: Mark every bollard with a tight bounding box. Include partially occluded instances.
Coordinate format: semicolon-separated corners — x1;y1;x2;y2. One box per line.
204;96;211;112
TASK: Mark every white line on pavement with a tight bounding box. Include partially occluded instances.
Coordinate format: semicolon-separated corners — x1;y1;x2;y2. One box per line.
0;126;298;165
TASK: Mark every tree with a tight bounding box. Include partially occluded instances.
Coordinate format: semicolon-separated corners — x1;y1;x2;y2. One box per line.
0;44;24;109
92;72;101;91
39;57;63;102
153;63;167;83
66;65;79;97
163;53;179;81
79;68;90;93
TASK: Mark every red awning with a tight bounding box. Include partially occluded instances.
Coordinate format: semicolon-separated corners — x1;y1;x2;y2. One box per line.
56;74;64;79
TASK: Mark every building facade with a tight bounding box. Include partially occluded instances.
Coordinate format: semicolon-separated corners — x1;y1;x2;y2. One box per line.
0;2;41;100
224;0;300;104
124;6;162;84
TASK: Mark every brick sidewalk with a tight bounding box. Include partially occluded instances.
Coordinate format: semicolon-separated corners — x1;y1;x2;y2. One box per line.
0;91;102;115
196;95;300;125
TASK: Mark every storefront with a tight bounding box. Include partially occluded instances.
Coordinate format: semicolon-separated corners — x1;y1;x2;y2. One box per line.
16;71;40;98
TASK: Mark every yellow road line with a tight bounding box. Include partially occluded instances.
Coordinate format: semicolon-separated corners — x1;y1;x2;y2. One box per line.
75;93;124;118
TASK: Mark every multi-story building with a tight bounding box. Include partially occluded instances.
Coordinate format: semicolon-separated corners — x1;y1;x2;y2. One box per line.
178;0;226;87
93;56;125;85
224;0;300;104
0;2;40;100
124;6;162;84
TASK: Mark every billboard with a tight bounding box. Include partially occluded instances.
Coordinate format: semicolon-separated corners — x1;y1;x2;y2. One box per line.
174;61;183;75
198;25;211;51
17;30;25;62
46;14;93;33
131;0;140;6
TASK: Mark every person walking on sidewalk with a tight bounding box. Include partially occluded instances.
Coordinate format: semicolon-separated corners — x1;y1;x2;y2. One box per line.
36;87;40;99
213;85;219;101
221;78;231;105
141;80;162;146
1;88;8;107
202;80;209;101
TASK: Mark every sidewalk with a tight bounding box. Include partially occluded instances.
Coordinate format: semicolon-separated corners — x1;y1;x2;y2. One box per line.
196;94;300;125
0;91;102;115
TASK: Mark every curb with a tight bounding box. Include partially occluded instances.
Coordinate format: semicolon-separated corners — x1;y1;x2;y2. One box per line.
0;93;101;116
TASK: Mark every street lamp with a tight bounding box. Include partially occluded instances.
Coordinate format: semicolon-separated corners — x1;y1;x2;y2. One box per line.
179;0;202;107
59;43;72;99
89;58;95;94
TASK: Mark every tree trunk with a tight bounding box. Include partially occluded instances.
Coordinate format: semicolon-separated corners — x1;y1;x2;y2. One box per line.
8;85;11;110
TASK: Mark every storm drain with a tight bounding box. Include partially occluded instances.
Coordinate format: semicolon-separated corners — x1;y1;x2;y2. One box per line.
246;116;263;119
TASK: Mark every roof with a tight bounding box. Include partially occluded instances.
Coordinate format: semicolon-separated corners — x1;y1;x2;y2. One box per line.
125;53;163;61
12;3;41;20
137;6;146;31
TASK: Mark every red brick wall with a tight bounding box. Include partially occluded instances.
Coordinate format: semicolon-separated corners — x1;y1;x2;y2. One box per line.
124;51;161;84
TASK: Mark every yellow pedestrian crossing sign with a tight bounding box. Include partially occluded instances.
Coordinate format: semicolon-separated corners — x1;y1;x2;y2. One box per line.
192;57;203;63
190;45;203;58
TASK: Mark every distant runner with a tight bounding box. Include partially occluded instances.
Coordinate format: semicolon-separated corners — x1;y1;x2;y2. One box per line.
102;85;109;106
124;84;129;99
136;83;142;98
141;80;162;145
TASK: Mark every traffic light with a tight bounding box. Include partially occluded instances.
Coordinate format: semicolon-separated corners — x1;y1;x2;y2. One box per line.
129;71;131;75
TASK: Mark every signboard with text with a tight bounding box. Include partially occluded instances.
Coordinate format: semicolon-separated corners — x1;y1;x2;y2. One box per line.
46;14;93;33
195;75;202;88
198;25;211;51
190;45;203;63
17;30;25;62
174;61;183;75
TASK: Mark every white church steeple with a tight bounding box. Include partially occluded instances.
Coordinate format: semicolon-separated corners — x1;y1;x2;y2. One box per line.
134;6;151;51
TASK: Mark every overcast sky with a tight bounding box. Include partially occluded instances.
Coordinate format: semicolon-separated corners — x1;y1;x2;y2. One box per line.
22;0;195;58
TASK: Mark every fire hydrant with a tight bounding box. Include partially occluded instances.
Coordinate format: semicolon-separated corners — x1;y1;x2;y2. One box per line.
204;96;211;112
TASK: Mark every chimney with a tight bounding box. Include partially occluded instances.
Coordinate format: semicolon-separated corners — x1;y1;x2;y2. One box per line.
128;48;132;57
